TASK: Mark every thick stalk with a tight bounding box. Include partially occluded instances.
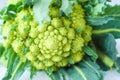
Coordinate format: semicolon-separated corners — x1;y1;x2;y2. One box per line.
97;49;114;68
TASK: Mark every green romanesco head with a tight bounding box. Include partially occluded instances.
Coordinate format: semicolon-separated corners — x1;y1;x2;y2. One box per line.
2;0;92;71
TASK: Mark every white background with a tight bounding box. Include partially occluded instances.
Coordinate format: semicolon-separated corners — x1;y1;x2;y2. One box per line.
0;0;120;80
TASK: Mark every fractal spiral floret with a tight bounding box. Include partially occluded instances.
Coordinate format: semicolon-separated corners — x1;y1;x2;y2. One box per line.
2;0;92;71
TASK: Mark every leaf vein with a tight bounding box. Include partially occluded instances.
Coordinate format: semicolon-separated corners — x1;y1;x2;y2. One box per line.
73;65;87;80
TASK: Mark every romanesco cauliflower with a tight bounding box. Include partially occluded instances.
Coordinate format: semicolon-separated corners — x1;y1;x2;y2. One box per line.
2;0;92;71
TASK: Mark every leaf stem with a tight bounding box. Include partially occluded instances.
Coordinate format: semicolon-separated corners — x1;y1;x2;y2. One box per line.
0;49;8;66
92;28;120;34
97;49;114;68
10;61;23;80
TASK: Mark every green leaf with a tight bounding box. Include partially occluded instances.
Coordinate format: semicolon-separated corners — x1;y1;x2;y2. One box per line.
3;58;29;80
86;5;120;26
49;68;70;80
93;33;117;61
96;49;114;69
83;45;98;61
0;44;5;57
50;71;61;80
104;5;120;16
0;4;16;20
12;57;20;72
2;48;16;80
78;0;88;3
33;0;51;26
84;0;108;16
86;16;114;26
12;61;30;80
60;0;76;16
87;41;114;70
115;57;120;73
22;0;33;7
65;57;104;80
0;0;33;21
50;68;68;80
50;57;104;80
92;33;120;71
1;47;29;80
92;3;106;15
57;69;66;80
0;2;23;21
30;66;37;79
0;48;9;66
92;19;120;38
